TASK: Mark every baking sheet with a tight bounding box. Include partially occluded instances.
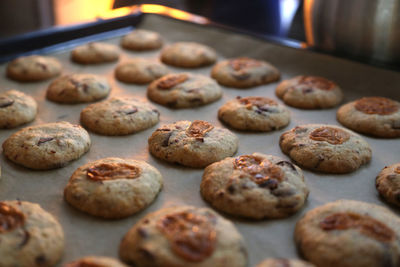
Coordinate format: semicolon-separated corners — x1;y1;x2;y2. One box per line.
0;14;400;266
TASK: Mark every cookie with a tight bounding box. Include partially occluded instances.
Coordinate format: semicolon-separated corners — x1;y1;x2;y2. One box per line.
337;96;400;138
279;124;371;173
211;57;280;88
295;199;400;267
2;121;91;170
376;163;400;207
71;42;119;64
46;74;110;104
257;258;315;267
121;29;163;51
119;206;247;267
0;201;64;267
6;55;62;82
115;58;169;84
218;96;290;131
0;90;37;129
80;97;159;136
275;76;343;109
64;157;163;219
148;120;239;168
147;73;222;108
160;42;216;68
64;256;128;267
201;153;308;219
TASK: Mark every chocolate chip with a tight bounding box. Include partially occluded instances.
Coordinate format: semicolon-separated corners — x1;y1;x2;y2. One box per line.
0;97;14;108
81;83;89;93
236;96;242;100
302;88;314;94
138;248;155;261
35;255;46;265
36;62;47;71
276;161;297;171
259;179;279;189
395;192;400;203
152;109;160;115
195;137;204;142
272;188;295;197
314;156;324;169
189;98;203;104
186;88;200;93
19;230;30;248
166;100;177;108
227;185;236;194
231;72;251;80
162;132;172;147
137;227;148;238
124;107;138;115
37;137;54;146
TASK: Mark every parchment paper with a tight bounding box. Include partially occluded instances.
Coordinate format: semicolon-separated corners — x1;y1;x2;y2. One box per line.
0;14;399;266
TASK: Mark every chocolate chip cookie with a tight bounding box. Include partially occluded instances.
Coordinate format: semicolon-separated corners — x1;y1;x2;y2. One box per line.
71;42;119;64
337;96;400;138
295;199;400;267
147;73;222;108
160;42;216;68
119;206;247;267
64;256;128;267
257;258;315;267
64;157;163;219
211;57;280;88
218;96;290;131
46;74;110;104
376;163;400;207
148;120;238;168
7;55;62;82
0;201;64;267
279;124;371;173
121;29;163;51
276;76;343;109
2;121;91;170
201;153;309;219
115;58;169;84
0;90;37;128
80;97;159;135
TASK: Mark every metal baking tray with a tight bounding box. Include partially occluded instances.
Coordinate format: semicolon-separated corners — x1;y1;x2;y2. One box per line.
0;8;399;266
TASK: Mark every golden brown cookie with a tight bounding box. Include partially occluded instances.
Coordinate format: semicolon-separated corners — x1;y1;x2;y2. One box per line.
7;55;62;82
218;96;290;131
64;256;128;267
0;201;64;267
0;90;37;129
148;120;238;168
201;153;309;219
121;29;163;51
279;124;371;173
160;42;216;68
276;76;343;109
295;199;400;267
71;42;119;64
256;258;315;267
80;97;159;136
64;157;163;219
337;96;400;138
46;74;110;104
119;206;247;267
115;58;169;84
211;57;280;88
376;163;400;207
147;73;222;108
2;121;91;170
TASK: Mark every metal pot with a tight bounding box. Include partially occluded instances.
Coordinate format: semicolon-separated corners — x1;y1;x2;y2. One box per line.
304;0;400;65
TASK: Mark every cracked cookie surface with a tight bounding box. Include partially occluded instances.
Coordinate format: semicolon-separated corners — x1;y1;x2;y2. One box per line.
148;120;238;168
337;96;400;138
7;55;62;82
279;124;371;173
201;153;309;219
0;201;64;267
64;157;163;219
2;121;91;170
80;97;159;135
276;76;343;109
119;206;247;267
46;74;110;103
211;57;280;88
295;199;400;267
218;96;290;131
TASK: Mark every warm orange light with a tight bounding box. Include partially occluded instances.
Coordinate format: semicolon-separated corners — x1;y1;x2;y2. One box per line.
140;4;209;24
303;0;315;46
